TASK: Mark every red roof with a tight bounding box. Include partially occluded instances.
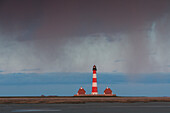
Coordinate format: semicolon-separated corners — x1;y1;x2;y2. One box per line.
77;87;86;95
104;87;112;94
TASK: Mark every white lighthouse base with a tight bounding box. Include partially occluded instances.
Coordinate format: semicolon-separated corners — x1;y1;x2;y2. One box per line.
92;92;98;95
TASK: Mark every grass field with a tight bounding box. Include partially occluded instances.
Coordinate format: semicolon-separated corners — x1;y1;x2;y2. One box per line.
1;96;170;104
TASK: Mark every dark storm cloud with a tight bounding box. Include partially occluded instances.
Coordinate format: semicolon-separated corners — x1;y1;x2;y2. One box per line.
0;0;170;73
33;0;170;73
1;0;170;39
0;0;43;41
34;0;170;38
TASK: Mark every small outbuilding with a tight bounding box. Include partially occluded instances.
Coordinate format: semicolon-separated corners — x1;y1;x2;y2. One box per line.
104;87;112;94
77;87;86;95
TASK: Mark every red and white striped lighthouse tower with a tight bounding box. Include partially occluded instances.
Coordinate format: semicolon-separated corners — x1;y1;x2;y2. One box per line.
92;65;98;95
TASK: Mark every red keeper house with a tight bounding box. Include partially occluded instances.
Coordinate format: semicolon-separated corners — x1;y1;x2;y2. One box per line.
104;87;112;94
77;87;86;95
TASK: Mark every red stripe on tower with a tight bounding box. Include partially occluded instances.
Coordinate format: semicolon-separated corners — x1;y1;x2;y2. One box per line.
92;65;98;95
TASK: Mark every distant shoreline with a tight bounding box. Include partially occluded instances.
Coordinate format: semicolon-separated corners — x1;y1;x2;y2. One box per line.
1;96;170;104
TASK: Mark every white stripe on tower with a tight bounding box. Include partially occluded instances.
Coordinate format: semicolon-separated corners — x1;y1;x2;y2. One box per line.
92;65;98;95
93;74;96;78
92;82;97;87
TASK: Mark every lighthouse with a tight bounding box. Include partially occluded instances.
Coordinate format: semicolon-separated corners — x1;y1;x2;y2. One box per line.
74;65;116;96
92;65;98;95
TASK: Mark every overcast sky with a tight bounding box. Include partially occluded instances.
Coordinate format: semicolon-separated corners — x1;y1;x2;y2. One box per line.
0;0;170;74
